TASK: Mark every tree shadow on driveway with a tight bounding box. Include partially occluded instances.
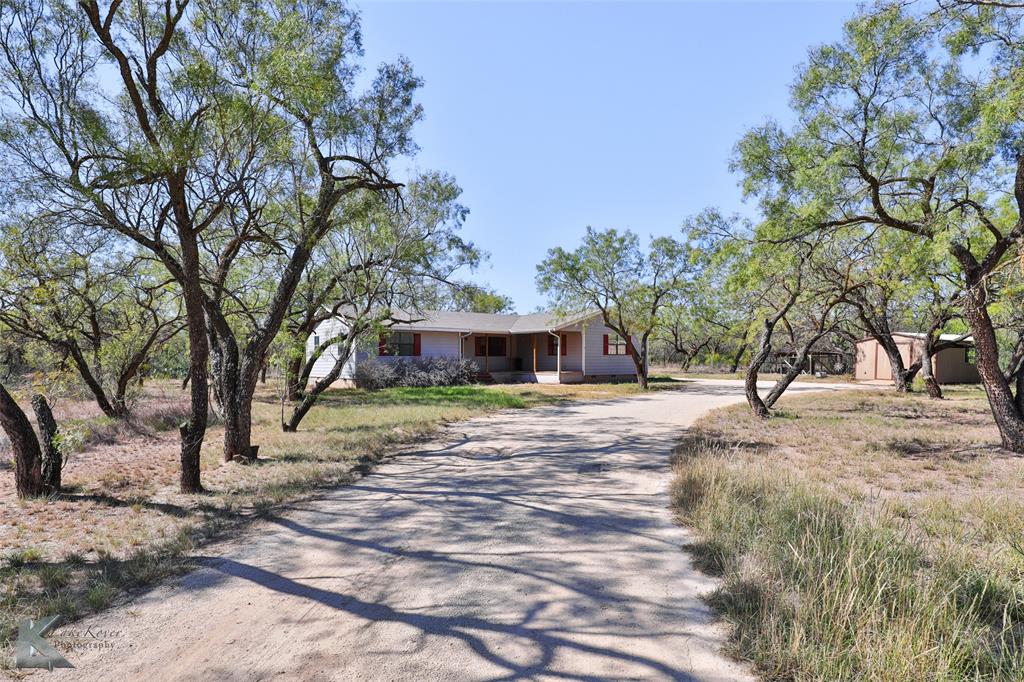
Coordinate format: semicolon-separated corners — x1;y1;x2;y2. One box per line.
192;555;706;681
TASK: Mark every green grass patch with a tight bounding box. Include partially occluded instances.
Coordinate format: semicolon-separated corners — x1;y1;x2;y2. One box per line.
319;385;531;409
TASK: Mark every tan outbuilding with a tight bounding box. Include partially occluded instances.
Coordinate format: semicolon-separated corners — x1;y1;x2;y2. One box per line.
854;333;979;384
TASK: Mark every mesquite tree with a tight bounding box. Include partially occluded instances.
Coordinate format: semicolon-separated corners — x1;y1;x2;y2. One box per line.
536;228;690;389
191;0;420;465
735;5;1024;450
845;281;921;393
0;0;426;487
0;224;181;417
903;278;970;400
0;0;256;491
821;229;962;394
718;222;858;418
657;210;760;372
283;173;478;431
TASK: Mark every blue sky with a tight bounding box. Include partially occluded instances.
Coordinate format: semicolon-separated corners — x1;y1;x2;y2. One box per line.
358;1;858;312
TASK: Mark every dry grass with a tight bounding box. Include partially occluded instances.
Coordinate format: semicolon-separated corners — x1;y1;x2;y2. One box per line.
689;386;1022;558
0;377;681;661
672;386;1024;680
649;368;855;383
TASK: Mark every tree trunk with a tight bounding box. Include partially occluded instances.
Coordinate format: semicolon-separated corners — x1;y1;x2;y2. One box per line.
627;338;648;389
284;336;356;432
1016;363;1024;417
632;353;649;389
176;220;210;494
296;354;317;396
66;343;125;418
1004;333;1024;384
214;336;261;463
730;342;748;373
213;243;323;463
920;340;944;400
221;374;258;463
285;355;304;401
1004;332;1024;416
30;395;62;493
874;334;914;392
0;383;43;499
745;335;771;419
960;283;1024;452
745;290;798;419
107;327;162;418
764;332;827;408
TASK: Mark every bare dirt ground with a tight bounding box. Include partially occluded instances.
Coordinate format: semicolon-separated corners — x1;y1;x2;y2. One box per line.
44;380;853;681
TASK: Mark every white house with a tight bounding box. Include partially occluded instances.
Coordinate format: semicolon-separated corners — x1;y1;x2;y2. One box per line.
307;310;640;385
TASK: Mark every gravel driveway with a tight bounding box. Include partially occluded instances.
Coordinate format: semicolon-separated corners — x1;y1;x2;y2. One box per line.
51;380;852;681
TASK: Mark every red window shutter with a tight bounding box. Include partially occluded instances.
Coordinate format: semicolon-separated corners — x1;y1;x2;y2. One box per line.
413;333;421;357
547;335;555;356
603;334;609;355
378;334;387;356
561;334;567;356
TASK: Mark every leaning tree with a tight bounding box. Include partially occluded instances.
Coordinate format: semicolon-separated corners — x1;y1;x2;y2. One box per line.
282;172;480;431
712;215;859;418
278;176;487;404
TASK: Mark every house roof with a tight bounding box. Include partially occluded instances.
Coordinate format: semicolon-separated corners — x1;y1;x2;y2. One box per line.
856;332;975;345
385;309;598;334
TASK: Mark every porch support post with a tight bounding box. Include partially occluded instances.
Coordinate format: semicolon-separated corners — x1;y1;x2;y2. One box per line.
485;335;489;373
532;335;537;373
549;330;561;381
557;334;562;376
582;325;587;376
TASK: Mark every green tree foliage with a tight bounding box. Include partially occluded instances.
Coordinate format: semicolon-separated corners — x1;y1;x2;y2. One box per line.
654;210;759;372
734;3;1024;447
0;222;181;417
0;0;430;489
708;212;860;417
440;284;514;314
281;171;481;430
536;227;691;388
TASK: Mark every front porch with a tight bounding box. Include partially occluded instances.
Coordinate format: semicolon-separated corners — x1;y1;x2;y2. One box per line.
464;331;583;383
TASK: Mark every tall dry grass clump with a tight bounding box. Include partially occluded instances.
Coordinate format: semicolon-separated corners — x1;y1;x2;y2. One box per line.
672;438;1024;681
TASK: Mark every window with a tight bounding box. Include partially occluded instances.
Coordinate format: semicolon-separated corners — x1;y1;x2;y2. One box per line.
313;334;320;349
604;333;628;356
380;332;419;356
489;336;506;357
547;334;567;356
966;347;976;365
473;335;506;357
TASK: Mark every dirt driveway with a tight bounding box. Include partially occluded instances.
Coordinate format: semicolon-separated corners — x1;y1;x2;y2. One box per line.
50;380;852;681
